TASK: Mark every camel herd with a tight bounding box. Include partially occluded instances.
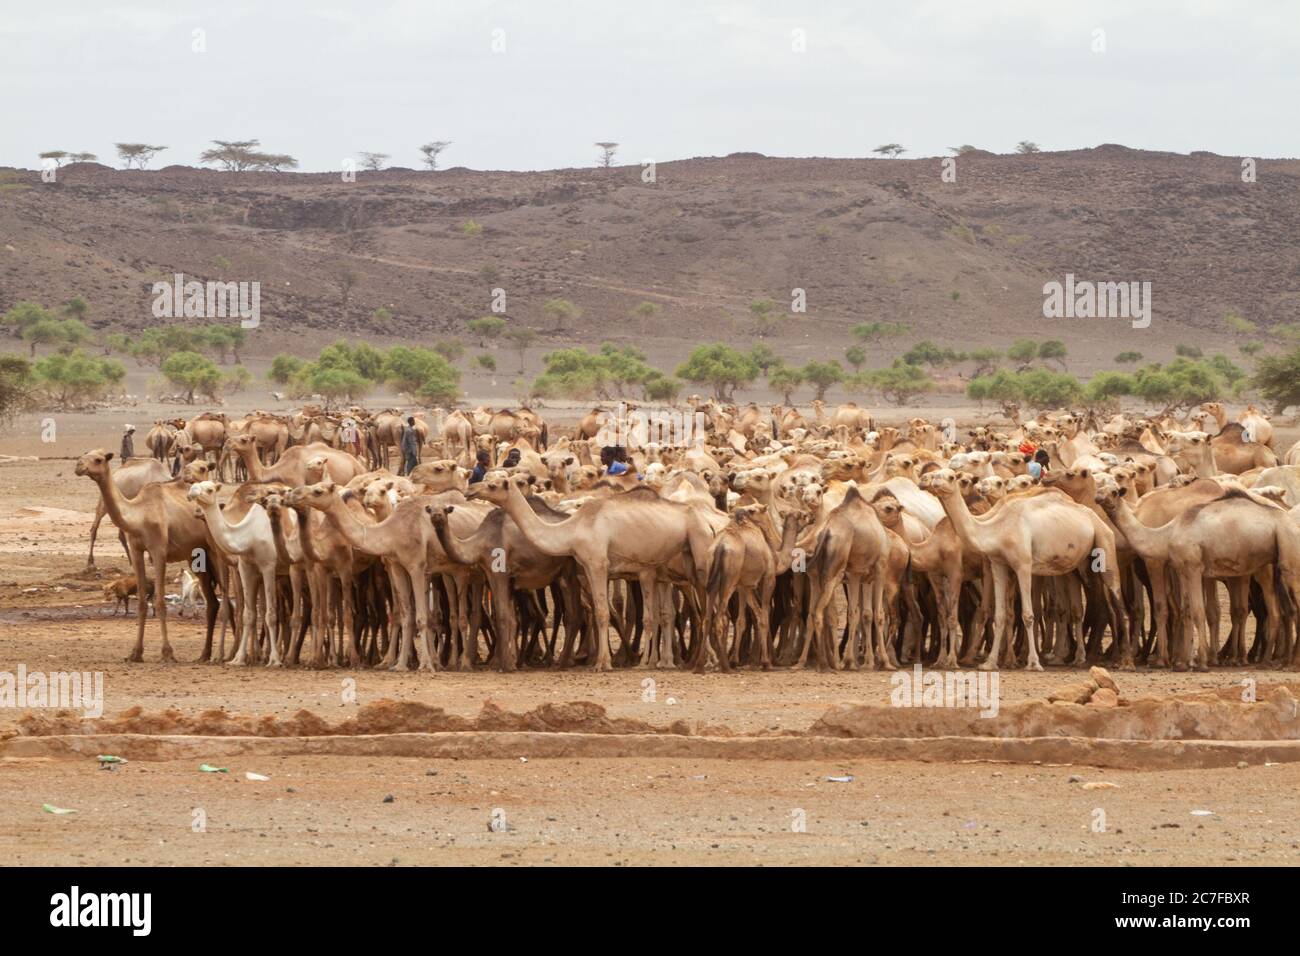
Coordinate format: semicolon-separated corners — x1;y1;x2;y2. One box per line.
72;396;1300;674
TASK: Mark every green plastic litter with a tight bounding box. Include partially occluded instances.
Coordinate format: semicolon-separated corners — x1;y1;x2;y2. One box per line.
199;764;229;773
42;804;77;815
96;755;127;764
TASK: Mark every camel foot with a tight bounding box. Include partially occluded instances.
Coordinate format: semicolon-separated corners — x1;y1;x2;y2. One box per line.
1148;657;1168;669
977;658;998;672
160;646;177;663
1025;660;1044;672
125;652;144;663
266;658;284;669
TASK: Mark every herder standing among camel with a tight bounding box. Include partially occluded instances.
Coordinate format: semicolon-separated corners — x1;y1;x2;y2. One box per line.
120;424;136;462
399;416;420;476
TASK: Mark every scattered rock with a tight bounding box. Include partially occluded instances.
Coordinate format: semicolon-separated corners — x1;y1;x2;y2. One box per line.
1090;666;1119;694
1082;781;1119;791
1088;688;1120;708
1047;680;1098;704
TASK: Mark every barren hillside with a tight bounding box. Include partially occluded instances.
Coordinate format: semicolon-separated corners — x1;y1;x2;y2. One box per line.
2;146;1298;372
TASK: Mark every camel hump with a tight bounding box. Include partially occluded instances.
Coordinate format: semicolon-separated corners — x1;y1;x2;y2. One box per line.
1218;422;1249;441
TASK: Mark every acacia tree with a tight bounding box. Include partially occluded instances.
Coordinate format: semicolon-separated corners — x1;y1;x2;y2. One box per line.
504;326;538;374
359;152;389;171
116;143;168;169
542;297;581;333
595;142;618;167
199;140;263;171
873;143;906;158
1015;140;1041;154
419;141;452;170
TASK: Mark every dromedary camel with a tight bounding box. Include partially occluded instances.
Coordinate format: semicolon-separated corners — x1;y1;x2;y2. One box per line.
76;450;223;662
925;469;1129;671
469;476;714;671
187;481;284;666
85;456;172;568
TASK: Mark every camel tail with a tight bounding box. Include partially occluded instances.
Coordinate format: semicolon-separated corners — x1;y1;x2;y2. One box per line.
706;544;728;594
540;422;549;450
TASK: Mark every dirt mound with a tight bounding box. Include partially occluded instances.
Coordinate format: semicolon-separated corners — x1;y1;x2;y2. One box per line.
14;698;704;739
810;684;1300;742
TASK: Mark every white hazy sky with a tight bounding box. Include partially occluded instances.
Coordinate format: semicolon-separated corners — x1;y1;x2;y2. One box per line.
2;0;1296;172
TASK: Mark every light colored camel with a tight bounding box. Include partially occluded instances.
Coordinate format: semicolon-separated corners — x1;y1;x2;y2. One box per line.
228;434;366;485
925;468;1129;671
469;476;713;671
1103;486;1300;670
75;450;223;662
187;481;284;666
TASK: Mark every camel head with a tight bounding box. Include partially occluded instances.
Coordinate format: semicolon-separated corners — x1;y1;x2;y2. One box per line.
186;480;223;508
180;460;212;482
869;491;904;528
1006;475;1034;493
819;456;862;483
424;503;455;531
976;476;1006;500
799;482;824;512
75;449;115;478
467;472;534;504
409;459;463;493
1094;483;1124;513
884;453;918;480
288;478;337;511
230;433;259;456
917;468;960;498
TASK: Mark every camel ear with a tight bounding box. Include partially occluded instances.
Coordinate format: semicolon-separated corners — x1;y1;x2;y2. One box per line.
106;451;115;461
444;505;454;514
213;482;223;492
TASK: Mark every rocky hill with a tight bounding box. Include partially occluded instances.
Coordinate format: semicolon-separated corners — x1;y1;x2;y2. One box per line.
2;146;1298;372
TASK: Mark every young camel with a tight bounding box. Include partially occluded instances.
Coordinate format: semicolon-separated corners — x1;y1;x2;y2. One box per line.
187;481;284;666
924;468;1129;671
468;476;714;672
704;506;805;670
802;485;893;671
75;450;223;662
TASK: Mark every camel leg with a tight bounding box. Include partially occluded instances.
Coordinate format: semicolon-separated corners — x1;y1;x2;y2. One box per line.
286;568;306;665
229;561;259;666
1147;560;1171;668
87;500;106;569
196;568;219;663
635;570;660;668
125;541;149;662
490;573;518;672
584;562;614;672
981;564;1011;671
1181;565;1212;672
263;566;283;667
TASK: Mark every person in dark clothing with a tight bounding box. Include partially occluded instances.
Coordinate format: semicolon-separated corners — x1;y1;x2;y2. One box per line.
502;448;521;470
120;425;135;461
470;450;491;484
399;416;421;476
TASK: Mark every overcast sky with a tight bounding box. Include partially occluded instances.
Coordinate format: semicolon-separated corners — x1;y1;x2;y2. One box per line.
2;0;1296;172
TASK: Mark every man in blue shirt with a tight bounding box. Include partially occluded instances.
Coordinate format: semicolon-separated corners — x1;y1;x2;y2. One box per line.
470;450;490;484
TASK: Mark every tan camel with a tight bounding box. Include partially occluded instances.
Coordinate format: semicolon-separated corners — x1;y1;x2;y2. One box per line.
427;486;580;671
802;485;892;670
469;477;713;671
925;468;1129;671
228;434;366;485
85;456;173;568
703;506;803;670
76;450;223;662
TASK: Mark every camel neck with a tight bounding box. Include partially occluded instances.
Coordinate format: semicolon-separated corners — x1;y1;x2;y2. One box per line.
502;482;573;556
